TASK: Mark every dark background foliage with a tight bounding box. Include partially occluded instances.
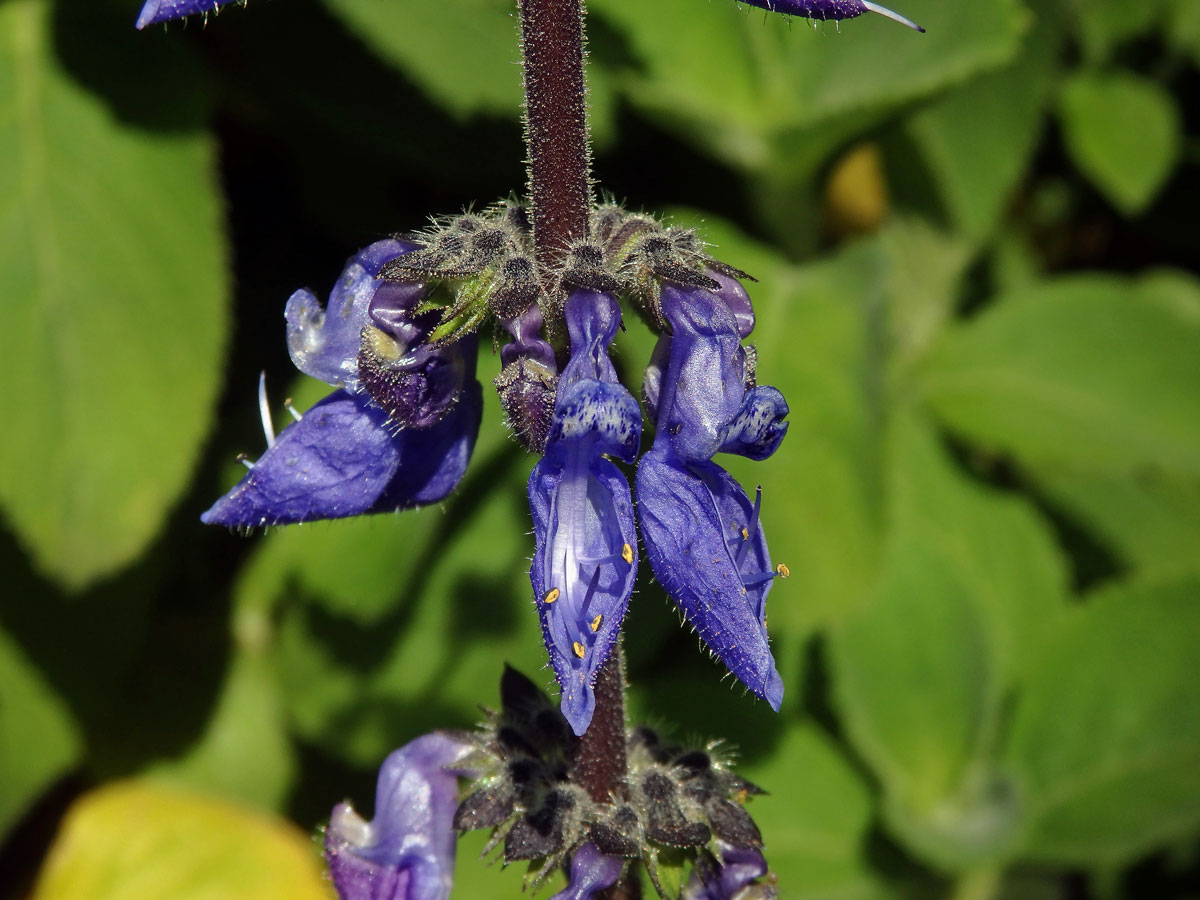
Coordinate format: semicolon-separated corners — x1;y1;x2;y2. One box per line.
2;0;1199;897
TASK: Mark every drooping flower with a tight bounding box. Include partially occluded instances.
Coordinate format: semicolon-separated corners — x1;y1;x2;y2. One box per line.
202;240;482;527
734;0;925;32
325;733;475;900
528;289;641;736
636;283;788;711
682;842;776;900
135;0;238;29
548;843;625;900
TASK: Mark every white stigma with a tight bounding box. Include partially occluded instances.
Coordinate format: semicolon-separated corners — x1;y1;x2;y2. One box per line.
861;1;925;32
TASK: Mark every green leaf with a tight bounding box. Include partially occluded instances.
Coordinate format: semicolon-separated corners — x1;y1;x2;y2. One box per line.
1031;465;1200;581
149;648;295;811
0;622;81;841
1006;576;1200;865
831;413;1068;870
1165;0;1200;68
741;725;890;900
31;781;329;900
908;24;1056;240
0;0;227;590
590;0;1028;171
319;0;522;119
1058;71;1181;216
921;275;1200;478
1067;0;1167;63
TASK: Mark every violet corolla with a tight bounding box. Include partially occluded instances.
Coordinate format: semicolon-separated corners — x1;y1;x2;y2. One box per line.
135;0;238;29
201;240;482;527
636;282;789;711
325;733;475;900
528;289;640;736
734;0;924;32
549;844;624;900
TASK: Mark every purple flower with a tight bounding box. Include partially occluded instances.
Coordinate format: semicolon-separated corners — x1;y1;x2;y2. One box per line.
202;240;482;527
325;733;475;900
548;844;625;900
682;842;775;900
735;0;924;32
135;0;237;29
529;289;640;736
636;284;788;711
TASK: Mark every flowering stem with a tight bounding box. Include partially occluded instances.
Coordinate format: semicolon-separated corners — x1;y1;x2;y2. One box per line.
518;0;592;272
571;642;628;803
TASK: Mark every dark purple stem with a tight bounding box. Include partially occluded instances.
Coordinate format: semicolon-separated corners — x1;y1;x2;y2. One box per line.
518;0;592;273
571;642;627;804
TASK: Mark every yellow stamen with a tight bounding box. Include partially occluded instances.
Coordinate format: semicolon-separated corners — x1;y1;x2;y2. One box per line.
741;527;749;541
573;641;586;658
543;588;560;604
622;543;634;564
776;563;790;578
590;614;603;632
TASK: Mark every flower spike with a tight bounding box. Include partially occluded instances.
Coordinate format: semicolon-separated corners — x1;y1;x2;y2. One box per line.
735;0;925;32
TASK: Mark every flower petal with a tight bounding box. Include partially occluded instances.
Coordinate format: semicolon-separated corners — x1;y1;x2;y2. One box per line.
549;844;624;900
682;842;772;900
325;733;473;900
636;449;783;710
657;285;747;463
201;384;481;527
733;0;924;32
718;386;790;461
135;0;230;29
285;239;417;391
530;457;637;736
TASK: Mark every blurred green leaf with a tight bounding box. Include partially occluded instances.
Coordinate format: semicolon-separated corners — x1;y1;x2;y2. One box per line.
32;781;329;900
908;24;1056;240
1058;71;1181;216
590;0;1027;172
1006;576;1200;865
1067;0;1167;63
319;0;521;118
150;648;295;811
1032;465;1200;581
921;275;1200;478
0;622;81;841
741;724;890;899
0;0;227;590
1165;0;1200;67
831;412;1068;871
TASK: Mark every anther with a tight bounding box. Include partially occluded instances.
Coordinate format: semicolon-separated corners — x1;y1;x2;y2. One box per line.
573;641;586;659
543;588;560;604
621;543;634;565
590;614;603;633
776;563;790;578
741;527;749;541
236;452;254;471
283;398;302;422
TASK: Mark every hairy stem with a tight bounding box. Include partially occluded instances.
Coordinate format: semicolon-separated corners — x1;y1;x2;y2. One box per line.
571;642;628;803
518;0;592;272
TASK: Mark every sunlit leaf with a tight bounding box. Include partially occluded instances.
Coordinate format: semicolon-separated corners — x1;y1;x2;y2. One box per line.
0;0;227;589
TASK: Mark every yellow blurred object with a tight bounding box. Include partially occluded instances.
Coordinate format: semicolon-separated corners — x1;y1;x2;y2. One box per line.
32;780;331;900
825;142;890;238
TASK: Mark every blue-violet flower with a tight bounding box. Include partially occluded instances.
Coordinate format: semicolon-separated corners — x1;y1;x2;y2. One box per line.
528;289;641;736
735;0;924;32
548;843;625;900
325;733;475;900
136;0;236;29
202;240;482;527
636;283;788;711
